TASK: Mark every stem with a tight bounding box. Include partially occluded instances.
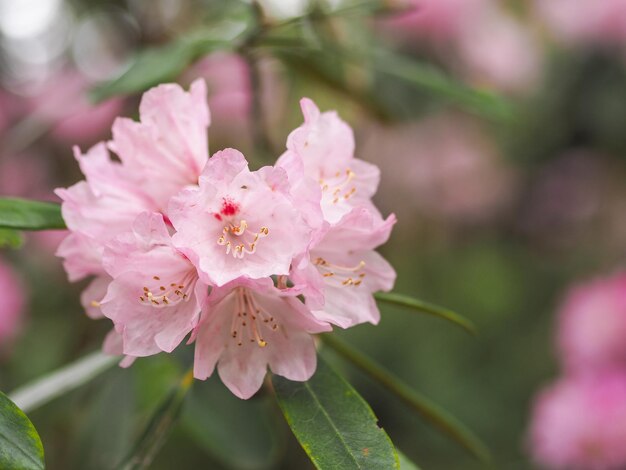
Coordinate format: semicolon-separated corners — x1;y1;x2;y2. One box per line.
320;334;491;463
9;351;118;413
374;292;477;335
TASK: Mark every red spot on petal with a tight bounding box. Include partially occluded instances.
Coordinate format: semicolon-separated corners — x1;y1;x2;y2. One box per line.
220;198;239;217
213;213;223;221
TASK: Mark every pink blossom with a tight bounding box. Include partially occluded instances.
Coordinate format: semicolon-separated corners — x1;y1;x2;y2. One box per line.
292;208;396;327
380;0;487;42
361;115;518;225
278;98;380;225
193;277;331;399
100;212;206;357
379;0;541;93
557;273;626;374
0;257;25;347
57;80;210;312
535;0;626;47
458;9;541;93
170;148;311;286
529;372;626;470
184;52;251;127
56;143;157;241
110;79;210;210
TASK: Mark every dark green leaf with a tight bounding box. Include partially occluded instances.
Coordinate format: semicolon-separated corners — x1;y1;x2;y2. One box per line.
0;390;45;470
91;21;250;102
0;229;24;248
272;357;399;470
322;335;491;463
182;377;285;469
375;292;476;335
119;370;193;470
0;198;65;231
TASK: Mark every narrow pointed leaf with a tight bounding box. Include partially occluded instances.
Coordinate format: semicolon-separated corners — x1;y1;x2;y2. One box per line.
272;357;399;469
373;50;514;121
119;370;193;470
322;335;490;463
375;292;476;335
9;351;118;413
0;391;45;470
0;198;65;231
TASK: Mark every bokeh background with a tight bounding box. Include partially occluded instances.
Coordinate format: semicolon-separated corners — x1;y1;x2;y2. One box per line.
2;0;626;468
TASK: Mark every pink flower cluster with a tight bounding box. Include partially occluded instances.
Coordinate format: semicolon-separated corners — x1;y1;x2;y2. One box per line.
529;273;626;469
56;80;396;399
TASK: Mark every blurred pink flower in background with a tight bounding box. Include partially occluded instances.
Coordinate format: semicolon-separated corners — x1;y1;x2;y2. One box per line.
458;8;542;93
380;0;487;42
529;371;626;470
361;114;518;226
0;257;25;349
557;273;626;374
27;68;125;145
183;52;251;144
380;0;541;92
535;0;626;47
187;53;250;123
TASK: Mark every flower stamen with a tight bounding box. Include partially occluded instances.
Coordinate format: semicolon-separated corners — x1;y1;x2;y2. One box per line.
319;168;357;205
217;220;269;259
314;257;366;287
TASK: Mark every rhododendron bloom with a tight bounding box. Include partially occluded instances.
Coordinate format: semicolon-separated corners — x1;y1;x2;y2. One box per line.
57;80;210;314
557;273;626;373
55;80;396;399
170;148;311;286
110;79;209;209
193;277;331;399
293;208;396;327
529;372;626;470
278;98;380;225
100;212;206;357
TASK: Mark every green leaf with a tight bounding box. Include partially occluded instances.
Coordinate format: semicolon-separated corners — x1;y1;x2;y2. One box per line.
375;292;476;335
119;370;194;470
0;390;45;470
0;198;65;231
373;50;514;121
9;351;118;413
272;357;399;470
321;335;491;463
91;21;250;102
0;229;24;248
182;377;285;469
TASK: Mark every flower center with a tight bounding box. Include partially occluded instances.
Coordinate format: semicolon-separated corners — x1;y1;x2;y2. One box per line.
319;168;356;204
314;257;366;287
217;219;269;259
230;287;279;348
139;273;194;307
